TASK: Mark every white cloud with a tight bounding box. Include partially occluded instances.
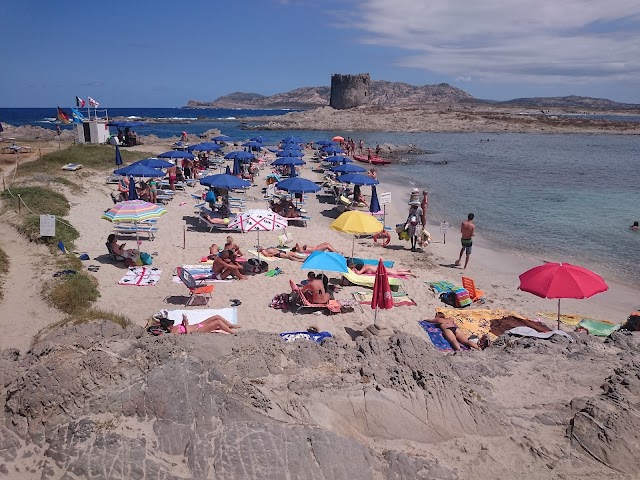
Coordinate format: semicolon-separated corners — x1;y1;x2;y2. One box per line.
350;0;640;86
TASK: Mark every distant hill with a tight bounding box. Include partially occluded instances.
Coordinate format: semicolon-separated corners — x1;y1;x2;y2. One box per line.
186;82;639;111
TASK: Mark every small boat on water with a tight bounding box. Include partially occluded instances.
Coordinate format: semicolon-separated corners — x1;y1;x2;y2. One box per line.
353;155;392;165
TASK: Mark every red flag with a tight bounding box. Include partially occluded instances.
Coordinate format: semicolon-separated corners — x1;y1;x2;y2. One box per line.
75;96;85;108
371;258;393;310
56;106;70;124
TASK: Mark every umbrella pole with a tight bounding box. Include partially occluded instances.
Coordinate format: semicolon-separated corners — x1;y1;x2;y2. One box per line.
557;298;561;331
351;236;355;259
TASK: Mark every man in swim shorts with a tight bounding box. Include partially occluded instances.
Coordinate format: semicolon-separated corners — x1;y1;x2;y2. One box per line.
455;213;475;269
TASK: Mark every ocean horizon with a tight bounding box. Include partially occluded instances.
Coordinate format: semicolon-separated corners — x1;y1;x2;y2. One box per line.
2;107;638;288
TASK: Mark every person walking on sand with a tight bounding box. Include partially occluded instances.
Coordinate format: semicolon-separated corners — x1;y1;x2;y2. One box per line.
455;213;475;269
420;190;428;227
405;200;423;251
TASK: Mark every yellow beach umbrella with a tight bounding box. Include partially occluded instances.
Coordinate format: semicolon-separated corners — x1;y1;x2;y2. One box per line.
330;211;383;258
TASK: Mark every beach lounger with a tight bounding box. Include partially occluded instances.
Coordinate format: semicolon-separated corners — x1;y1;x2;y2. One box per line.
61;163;82;171
176;267;214;306
113;223;158;240
342;269;402;291
198;207;234;232
105;241;126;263
461;276;485;303
289;280;342;314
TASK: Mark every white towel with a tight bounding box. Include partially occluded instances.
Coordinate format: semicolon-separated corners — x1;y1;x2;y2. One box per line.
166;307;238;325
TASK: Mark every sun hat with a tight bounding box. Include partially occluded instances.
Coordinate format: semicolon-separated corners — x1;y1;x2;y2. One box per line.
153;309;169;320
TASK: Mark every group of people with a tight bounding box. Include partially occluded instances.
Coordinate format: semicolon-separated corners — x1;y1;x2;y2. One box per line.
116;177;159;204
207;236;248;280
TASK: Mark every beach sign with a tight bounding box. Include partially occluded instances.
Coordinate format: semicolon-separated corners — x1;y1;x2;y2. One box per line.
379;192;391;205
440;221;449;244
40;215;56;237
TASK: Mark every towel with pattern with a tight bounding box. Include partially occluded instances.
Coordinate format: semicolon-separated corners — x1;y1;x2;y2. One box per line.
280;331;333;343
435;308;548;341
118;267;162;286
429;281;456;294
348;257;394;268
453;287;472;308
418;321;469;352
577;318;620;337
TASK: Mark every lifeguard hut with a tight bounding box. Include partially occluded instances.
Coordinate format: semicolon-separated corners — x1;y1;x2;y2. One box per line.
75;108;110;144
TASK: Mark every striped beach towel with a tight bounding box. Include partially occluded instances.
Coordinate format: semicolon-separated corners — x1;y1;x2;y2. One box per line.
418;321;468;352
429;281;456;294
453;287;472;308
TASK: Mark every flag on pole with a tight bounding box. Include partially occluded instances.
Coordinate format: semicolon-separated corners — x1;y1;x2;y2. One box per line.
71;108;85;123
75;96;85;108
56;106;71;124
88;97;99;107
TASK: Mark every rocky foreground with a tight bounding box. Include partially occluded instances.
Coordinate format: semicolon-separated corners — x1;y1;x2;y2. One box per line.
1;321;639;479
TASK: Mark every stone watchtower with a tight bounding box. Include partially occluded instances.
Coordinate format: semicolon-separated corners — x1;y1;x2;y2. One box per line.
330;73;370;109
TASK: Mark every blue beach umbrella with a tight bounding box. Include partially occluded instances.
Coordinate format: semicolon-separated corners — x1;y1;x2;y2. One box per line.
280;143;302;149
315;139;335;146
332;163;367;174
370;185;381;213
158;150;195;160
212;134;231;142
128;176;138;200
322;146;345;155
114;145;123;166
250;135;267;143
242;141;264;148
272;157;306;166
224;151;255;161
114;164;165;178
132;158;174;168
276;150;303;157
336;173;379;186
282;136;302;144
276;177;321;194
300;251;348;274
199;174;251;189
325;156;353;164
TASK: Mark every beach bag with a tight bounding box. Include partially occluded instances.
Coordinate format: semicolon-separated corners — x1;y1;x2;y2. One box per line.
278;231;293;246
440;291;457;307
246;258;268;274
205;190;216;203
140;252;153;265
270;293;290;310
453;287;472;308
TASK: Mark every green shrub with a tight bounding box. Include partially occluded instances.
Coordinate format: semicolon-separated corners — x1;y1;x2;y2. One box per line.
44;272;100;314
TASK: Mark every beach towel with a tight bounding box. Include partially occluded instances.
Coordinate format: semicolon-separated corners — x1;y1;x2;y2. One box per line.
342;269;403;290
428;281;456;294
280;331;333;343
166;307;238;325
247;249;307;262
118;267;162;286
506;326;573;342
353;291;416;307
348;257;394;268
537;312;586;326
418;321;468;352
577;318;621;337
435;308;543;341
453;287;472;308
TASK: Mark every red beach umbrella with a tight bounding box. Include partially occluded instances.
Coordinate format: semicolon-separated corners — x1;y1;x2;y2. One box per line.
372;259;393;323
518;262;608;329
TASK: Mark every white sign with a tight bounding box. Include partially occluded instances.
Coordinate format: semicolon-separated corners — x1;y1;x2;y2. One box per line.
378;192;392;205
40;215;56;237
440;221;449;234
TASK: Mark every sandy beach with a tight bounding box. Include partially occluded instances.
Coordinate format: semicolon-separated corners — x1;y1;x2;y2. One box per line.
0;132;638;479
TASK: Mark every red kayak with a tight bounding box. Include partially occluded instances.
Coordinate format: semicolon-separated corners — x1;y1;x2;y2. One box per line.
353;155;392;165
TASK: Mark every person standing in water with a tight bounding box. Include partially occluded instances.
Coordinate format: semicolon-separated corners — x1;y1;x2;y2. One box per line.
455;213;475;269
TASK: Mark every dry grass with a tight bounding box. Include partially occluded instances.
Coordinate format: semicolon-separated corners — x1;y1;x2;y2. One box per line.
32;308;133;345
43;272;100;314
0;246;8;301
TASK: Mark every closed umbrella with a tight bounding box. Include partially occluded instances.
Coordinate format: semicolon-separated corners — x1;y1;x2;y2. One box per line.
225;165;231;175
370;185;381;213
227;209;288;260
127;176;138;200
114;145;123;166
518;262;609;329
371;258;393;327
232;158;241;176
330;210;383;258
301;251;348;274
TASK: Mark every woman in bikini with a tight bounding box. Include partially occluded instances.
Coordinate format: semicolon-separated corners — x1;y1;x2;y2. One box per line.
291;242;337;254
431;312;482;352
148;312;239;335
257;246;305;262
346;261;417;277
148;178;158;204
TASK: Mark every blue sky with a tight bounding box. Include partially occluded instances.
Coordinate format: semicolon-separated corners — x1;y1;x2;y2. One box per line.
1;0;639;107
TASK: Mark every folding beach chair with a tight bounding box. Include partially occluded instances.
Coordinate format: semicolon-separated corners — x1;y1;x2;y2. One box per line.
289;280;342;314
461;276;485;303
176;267;214;306
105;241;126;263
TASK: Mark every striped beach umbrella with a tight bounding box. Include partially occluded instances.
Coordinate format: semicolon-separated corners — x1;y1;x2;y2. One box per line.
102;200;167;223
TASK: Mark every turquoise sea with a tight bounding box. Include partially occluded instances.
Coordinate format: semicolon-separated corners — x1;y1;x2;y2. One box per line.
2;108;638;287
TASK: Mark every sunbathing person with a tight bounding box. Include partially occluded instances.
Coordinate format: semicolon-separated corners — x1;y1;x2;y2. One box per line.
257;246;305;262
207;243;220;259
150;313;239;335
203;213;230;225
431;312;482;353
225;235;243;257
291;242;337;254
107;234;138;259
347;261;417;277
212;251;248;280
300;276;330;304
